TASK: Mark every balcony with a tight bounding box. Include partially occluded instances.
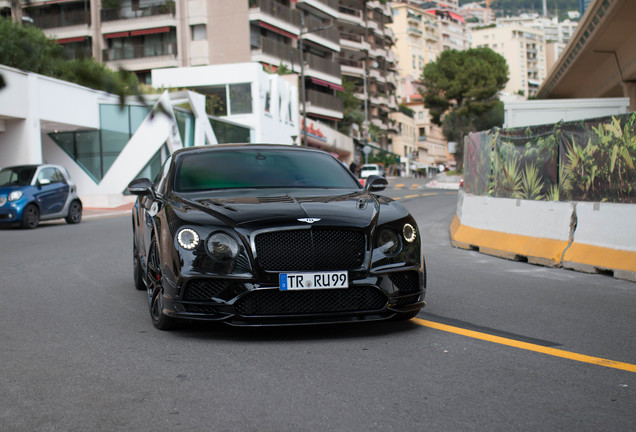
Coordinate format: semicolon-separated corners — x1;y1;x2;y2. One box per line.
338;6;364;27
101;2;175;22
297;0;339;19
103;41;177;62
305;53;341;81
29;9;90;30
339;58;364;77
304;14;340;49
306;89;343;113
339;32;369;53
251;36;300;71
249;0;300;28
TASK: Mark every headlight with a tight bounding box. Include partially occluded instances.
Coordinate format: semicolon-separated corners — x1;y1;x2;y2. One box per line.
8;191;23;202
377;228;401;256
206;232;240;261
403;223;417;243
177;228;200;250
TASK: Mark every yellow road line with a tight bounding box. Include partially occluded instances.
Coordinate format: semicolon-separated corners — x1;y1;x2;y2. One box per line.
412;318;636;373
419;193;437;197
404;194;420;199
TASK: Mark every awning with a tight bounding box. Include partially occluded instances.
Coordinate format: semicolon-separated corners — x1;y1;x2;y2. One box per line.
104;31;129;39
56;36;86;44
448;11;465;23
310;77;345;92
257;21;298;40
130;26;171;36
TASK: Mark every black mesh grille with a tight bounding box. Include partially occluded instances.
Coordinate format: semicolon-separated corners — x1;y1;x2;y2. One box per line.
255;229;365;271
183;304;220;314
183;279;227;300
234;286;387;316
389;272;420;293
389;272;421;306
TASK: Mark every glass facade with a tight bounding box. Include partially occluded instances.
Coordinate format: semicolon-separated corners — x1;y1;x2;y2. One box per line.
50;104;151;183
50;102;250;189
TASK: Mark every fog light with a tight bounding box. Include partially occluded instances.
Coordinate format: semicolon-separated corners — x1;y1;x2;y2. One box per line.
403;223;417;243
177;228;200;250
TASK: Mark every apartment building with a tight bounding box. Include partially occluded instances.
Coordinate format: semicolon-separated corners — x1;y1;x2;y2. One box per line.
337;0;399;152
458;2;494;26
17;0;400;156
471;26;547;98
387;2;440;172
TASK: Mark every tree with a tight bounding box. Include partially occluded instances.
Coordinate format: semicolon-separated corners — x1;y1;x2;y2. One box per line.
0;18;140;100
336;77;365;135
420;47;508;171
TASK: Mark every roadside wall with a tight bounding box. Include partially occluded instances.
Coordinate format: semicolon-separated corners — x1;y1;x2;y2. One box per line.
453;111;636;282
451;191;636;282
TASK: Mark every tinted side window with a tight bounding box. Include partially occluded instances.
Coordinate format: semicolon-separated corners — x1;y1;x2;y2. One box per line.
37;168;57;184
155;155;172;195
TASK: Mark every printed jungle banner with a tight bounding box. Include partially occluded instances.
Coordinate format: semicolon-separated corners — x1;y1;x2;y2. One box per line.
463;112;636;203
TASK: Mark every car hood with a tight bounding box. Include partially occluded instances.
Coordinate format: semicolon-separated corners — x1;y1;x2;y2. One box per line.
169;189;384;230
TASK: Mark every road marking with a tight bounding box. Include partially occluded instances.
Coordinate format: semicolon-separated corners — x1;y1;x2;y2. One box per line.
411;318;636;373
419;193;437;197
404;194;420;199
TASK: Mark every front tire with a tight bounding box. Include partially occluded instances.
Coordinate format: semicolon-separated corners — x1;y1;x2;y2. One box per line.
146;239;177;330
65;200;82;224
21;204;40;229
133;239;145;291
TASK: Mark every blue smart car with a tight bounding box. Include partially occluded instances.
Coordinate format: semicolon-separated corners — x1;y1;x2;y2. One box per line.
0;164;82;229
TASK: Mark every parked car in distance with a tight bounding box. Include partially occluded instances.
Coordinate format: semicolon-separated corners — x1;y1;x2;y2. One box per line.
360;163;385;179
128;144;426;330
0;164;82;229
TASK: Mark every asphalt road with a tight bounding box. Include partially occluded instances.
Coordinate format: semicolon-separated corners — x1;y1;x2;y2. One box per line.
1;184;635;432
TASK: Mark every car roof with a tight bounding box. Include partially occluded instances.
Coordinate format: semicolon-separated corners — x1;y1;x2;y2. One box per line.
172;144;332;159
2;164;64;170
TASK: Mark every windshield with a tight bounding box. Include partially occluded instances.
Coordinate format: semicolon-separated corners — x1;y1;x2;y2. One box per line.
0;166;36;187
175;149;360;192
361;166;378;172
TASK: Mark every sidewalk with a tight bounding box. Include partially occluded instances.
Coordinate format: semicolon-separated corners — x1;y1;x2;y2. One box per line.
83;202;134;220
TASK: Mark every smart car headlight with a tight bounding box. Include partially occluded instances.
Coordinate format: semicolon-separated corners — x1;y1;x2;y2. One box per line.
206;232;240;262
8;191;23;202
377;228;401;256
403;223;417;243
177;228;200;250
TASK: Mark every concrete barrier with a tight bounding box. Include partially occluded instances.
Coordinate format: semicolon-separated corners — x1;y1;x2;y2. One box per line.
450;191;636;282
563;202;636;281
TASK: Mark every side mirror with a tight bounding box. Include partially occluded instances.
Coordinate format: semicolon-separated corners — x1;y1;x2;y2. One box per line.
37;178;51;186
127;178;155;197
364;175;388;193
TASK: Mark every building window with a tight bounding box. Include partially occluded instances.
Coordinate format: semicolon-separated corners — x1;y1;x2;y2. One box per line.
229;83;252;114
191;24;207;41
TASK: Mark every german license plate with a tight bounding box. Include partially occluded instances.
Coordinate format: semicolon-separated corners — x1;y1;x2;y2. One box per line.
279;271;348;290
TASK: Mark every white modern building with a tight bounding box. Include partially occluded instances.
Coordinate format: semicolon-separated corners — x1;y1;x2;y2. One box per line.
152;63;299;145
0;63;304;207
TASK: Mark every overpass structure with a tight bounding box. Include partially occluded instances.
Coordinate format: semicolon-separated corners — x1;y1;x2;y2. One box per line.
537;0;636;111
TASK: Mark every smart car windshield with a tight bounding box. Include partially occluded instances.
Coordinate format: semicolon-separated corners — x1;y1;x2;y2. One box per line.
175;149;360;192
0;166;36;187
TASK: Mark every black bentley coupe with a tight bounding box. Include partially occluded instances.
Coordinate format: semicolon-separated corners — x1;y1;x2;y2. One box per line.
128;144;426;329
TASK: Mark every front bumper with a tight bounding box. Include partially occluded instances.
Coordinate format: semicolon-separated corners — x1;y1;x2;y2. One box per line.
160;268;426;326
